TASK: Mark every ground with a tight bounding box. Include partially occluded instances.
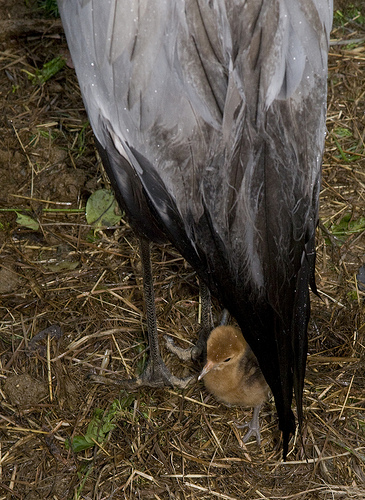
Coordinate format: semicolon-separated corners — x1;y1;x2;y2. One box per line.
0;1;365;499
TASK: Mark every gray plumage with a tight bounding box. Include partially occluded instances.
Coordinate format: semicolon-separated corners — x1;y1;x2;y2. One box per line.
58;0;332;457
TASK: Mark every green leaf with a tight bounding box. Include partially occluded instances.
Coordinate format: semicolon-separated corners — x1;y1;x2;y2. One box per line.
0;221;11;231
36;0;59;17
67;398;134;453
70;436;95;453
85;189;121;229
27;56;65;85
347;290;358;301
327;213;365;246
334;127;352;138
15;212;39;231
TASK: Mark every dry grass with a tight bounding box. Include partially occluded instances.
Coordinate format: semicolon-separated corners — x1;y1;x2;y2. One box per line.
0;1;364;499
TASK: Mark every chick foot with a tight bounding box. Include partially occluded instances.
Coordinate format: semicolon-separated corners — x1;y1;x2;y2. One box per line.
236;405;263;445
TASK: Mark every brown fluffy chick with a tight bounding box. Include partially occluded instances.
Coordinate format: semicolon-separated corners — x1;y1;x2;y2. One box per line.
198;325;269;445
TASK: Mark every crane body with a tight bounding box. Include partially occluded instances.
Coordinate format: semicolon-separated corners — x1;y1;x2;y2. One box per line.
58;0;333;456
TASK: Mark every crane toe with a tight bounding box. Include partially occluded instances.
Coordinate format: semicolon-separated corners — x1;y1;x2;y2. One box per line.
124;355;194;389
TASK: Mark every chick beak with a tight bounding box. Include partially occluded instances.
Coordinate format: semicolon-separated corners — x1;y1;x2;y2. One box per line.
198;360;215;381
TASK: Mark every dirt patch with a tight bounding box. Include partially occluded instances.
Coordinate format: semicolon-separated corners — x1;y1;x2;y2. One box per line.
3;373;47;408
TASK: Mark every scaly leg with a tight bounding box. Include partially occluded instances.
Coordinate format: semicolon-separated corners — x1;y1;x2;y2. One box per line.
93;238;194;389
236;404;263;445
118;238;194;389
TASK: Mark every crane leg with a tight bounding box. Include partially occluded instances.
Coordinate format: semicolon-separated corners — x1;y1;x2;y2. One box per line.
165;301;230;365
110;238;193;389
91;240;214;389
191;280;213;361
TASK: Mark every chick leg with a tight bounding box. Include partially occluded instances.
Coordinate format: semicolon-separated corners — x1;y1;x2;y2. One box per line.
236;404;263;445
164;280;212;362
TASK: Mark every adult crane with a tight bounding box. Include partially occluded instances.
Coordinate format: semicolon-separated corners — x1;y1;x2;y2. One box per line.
57;0;333;457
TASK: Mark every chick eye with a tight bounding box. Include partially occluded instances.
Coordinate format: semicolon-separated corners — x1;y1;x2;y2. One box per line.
224;357;231;363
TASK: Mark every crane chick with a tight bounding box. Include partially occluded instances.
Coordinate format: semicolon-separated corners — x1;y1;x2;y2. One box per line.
199;326;269;445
